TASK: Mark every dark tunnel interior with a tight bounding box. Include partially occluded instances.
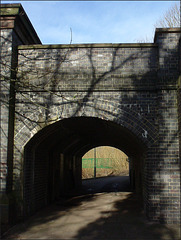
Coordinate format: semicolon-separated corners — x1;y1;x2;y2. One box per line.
23;117;146;216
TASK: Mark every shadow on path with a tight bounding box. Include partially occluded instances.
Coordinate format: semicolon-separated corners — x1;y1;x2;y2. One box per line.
74;193;180;240
2;176;180;240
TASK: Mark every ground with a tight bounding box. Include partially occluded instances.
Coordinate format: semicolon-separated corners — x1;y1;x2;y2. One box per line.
2;175;180;240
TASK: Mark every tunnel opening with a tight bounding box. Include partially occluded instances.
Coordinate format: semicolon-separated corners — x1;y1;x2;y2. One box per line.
81;146;131;194
82;146;129;179
23;116;147;218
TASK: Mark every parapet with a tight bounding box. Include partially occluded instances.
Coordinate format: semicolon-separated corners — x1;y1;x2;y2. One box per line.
0;3;41;44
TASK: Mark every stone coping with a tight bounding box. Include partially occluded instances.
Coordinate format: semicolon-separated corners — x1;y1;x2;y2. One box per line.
0;3;21;15
155;27;181;33
18;43;157;50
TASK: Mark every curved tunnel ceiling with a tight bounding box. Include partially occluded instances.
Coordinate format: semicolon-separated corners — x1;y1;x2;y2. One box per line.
26;117;147;158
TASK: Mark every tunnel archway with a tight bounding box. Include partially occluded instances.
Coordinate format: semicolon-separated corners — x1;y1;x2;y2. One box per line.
23;116;147;217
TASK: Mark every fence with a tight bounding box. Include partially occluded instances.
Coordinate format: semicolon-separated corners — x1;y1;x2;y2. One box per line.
82;158;113;169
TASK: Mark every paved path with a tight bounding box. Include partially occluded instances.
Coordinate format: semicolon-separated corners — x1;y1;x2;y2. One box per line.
2;176;180;240
81;175;131;194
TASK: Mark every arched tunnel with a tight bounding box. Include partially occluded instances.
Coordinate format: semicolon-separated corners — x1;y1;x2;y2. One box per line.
23;117;147;217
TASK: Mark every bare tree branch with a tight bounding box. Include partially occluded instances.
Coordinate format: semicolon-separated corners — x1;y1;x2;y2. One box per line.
154;3;180;28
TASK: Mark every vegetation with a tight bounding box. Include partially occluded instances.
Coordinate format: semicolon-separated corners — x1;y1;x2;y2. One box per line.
137;3;180;43
82;146;129;179
154;3;180;28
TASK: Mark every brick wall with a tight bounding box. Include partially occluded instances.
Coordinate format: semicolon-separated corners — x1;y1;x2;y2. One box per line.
0;3;41;224
14;29;181;223
0;29;13;192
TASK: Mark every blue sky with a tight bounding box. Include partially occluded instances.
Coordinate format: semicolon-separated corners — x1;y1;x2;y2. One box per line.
1;1;179;44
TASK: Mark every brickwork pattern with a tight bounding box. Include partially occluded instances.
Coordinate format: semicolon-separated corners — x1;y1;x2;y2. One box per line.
17;45;158;91
14;32;180;224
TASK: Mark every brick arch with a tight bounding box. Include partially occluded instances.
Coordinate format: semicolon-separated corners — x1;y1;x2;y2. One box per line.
14;96;158;218
14;98;158;153
22;115;148;216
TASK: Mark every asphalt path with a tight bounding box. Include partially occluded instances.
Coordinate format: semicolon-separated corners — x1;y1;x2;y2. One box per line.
81;175;131;194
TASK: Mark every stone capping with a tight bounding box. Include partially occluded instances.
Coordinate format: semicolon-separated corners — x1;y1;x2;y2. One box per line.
0;3;41;44
0;3;21;15
18;43;158;50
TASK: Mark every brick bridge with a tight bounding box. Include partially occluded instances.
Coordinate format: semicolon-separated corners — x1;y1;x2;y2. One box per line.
0;4;181;225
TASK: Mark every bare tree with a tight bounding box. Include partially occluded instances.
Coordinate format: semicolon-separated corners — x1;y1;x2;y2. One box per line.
137;3;180;43
154;3;180;28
